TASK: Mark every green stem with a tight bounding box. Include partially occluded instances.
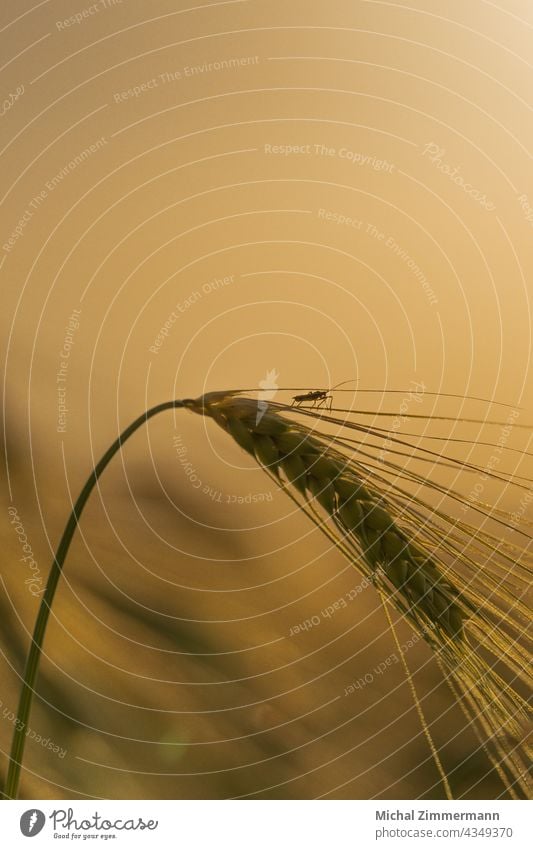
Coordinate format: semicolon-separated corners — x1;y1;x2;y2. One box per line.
3;400;186;799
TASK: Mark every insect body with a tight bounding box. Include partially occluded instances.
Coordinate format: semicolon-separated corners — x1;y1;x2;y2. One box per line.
291;389;332;411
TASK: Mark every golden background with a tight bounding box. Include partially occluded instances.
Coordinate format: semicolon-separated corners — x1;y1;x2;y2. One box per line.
1;0;531;799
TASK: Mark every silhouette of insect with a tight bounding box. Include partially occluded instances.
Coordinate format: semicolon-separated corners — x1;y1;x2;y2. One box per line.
291;389;332;411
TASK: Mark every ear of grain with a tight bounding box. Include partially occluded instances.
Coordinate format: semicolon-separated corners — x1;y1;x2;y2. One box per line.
185;391;532;799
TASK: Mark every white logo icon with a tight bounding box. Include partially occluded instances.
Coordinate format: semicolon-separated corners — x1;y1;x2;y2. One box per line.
256;369;279;424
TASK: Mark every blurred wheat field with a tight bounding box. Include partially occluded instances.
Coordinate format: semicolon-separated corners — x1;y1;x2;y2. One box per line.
1;386;530;799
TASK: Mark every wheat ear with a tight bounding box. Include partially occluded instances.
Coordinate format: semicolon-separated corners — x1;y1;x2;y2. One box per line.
3;401;185;800
185;391;532;799
5;392;530;800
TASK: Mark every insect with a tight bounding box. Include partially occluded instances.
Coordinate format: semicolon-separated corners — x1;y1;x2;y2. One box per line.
291;389;332;411
290;380;356;412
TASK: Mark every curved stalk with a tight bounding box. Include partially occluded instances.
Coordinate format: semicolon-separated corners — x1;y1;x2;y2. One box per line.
3;400;186;799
